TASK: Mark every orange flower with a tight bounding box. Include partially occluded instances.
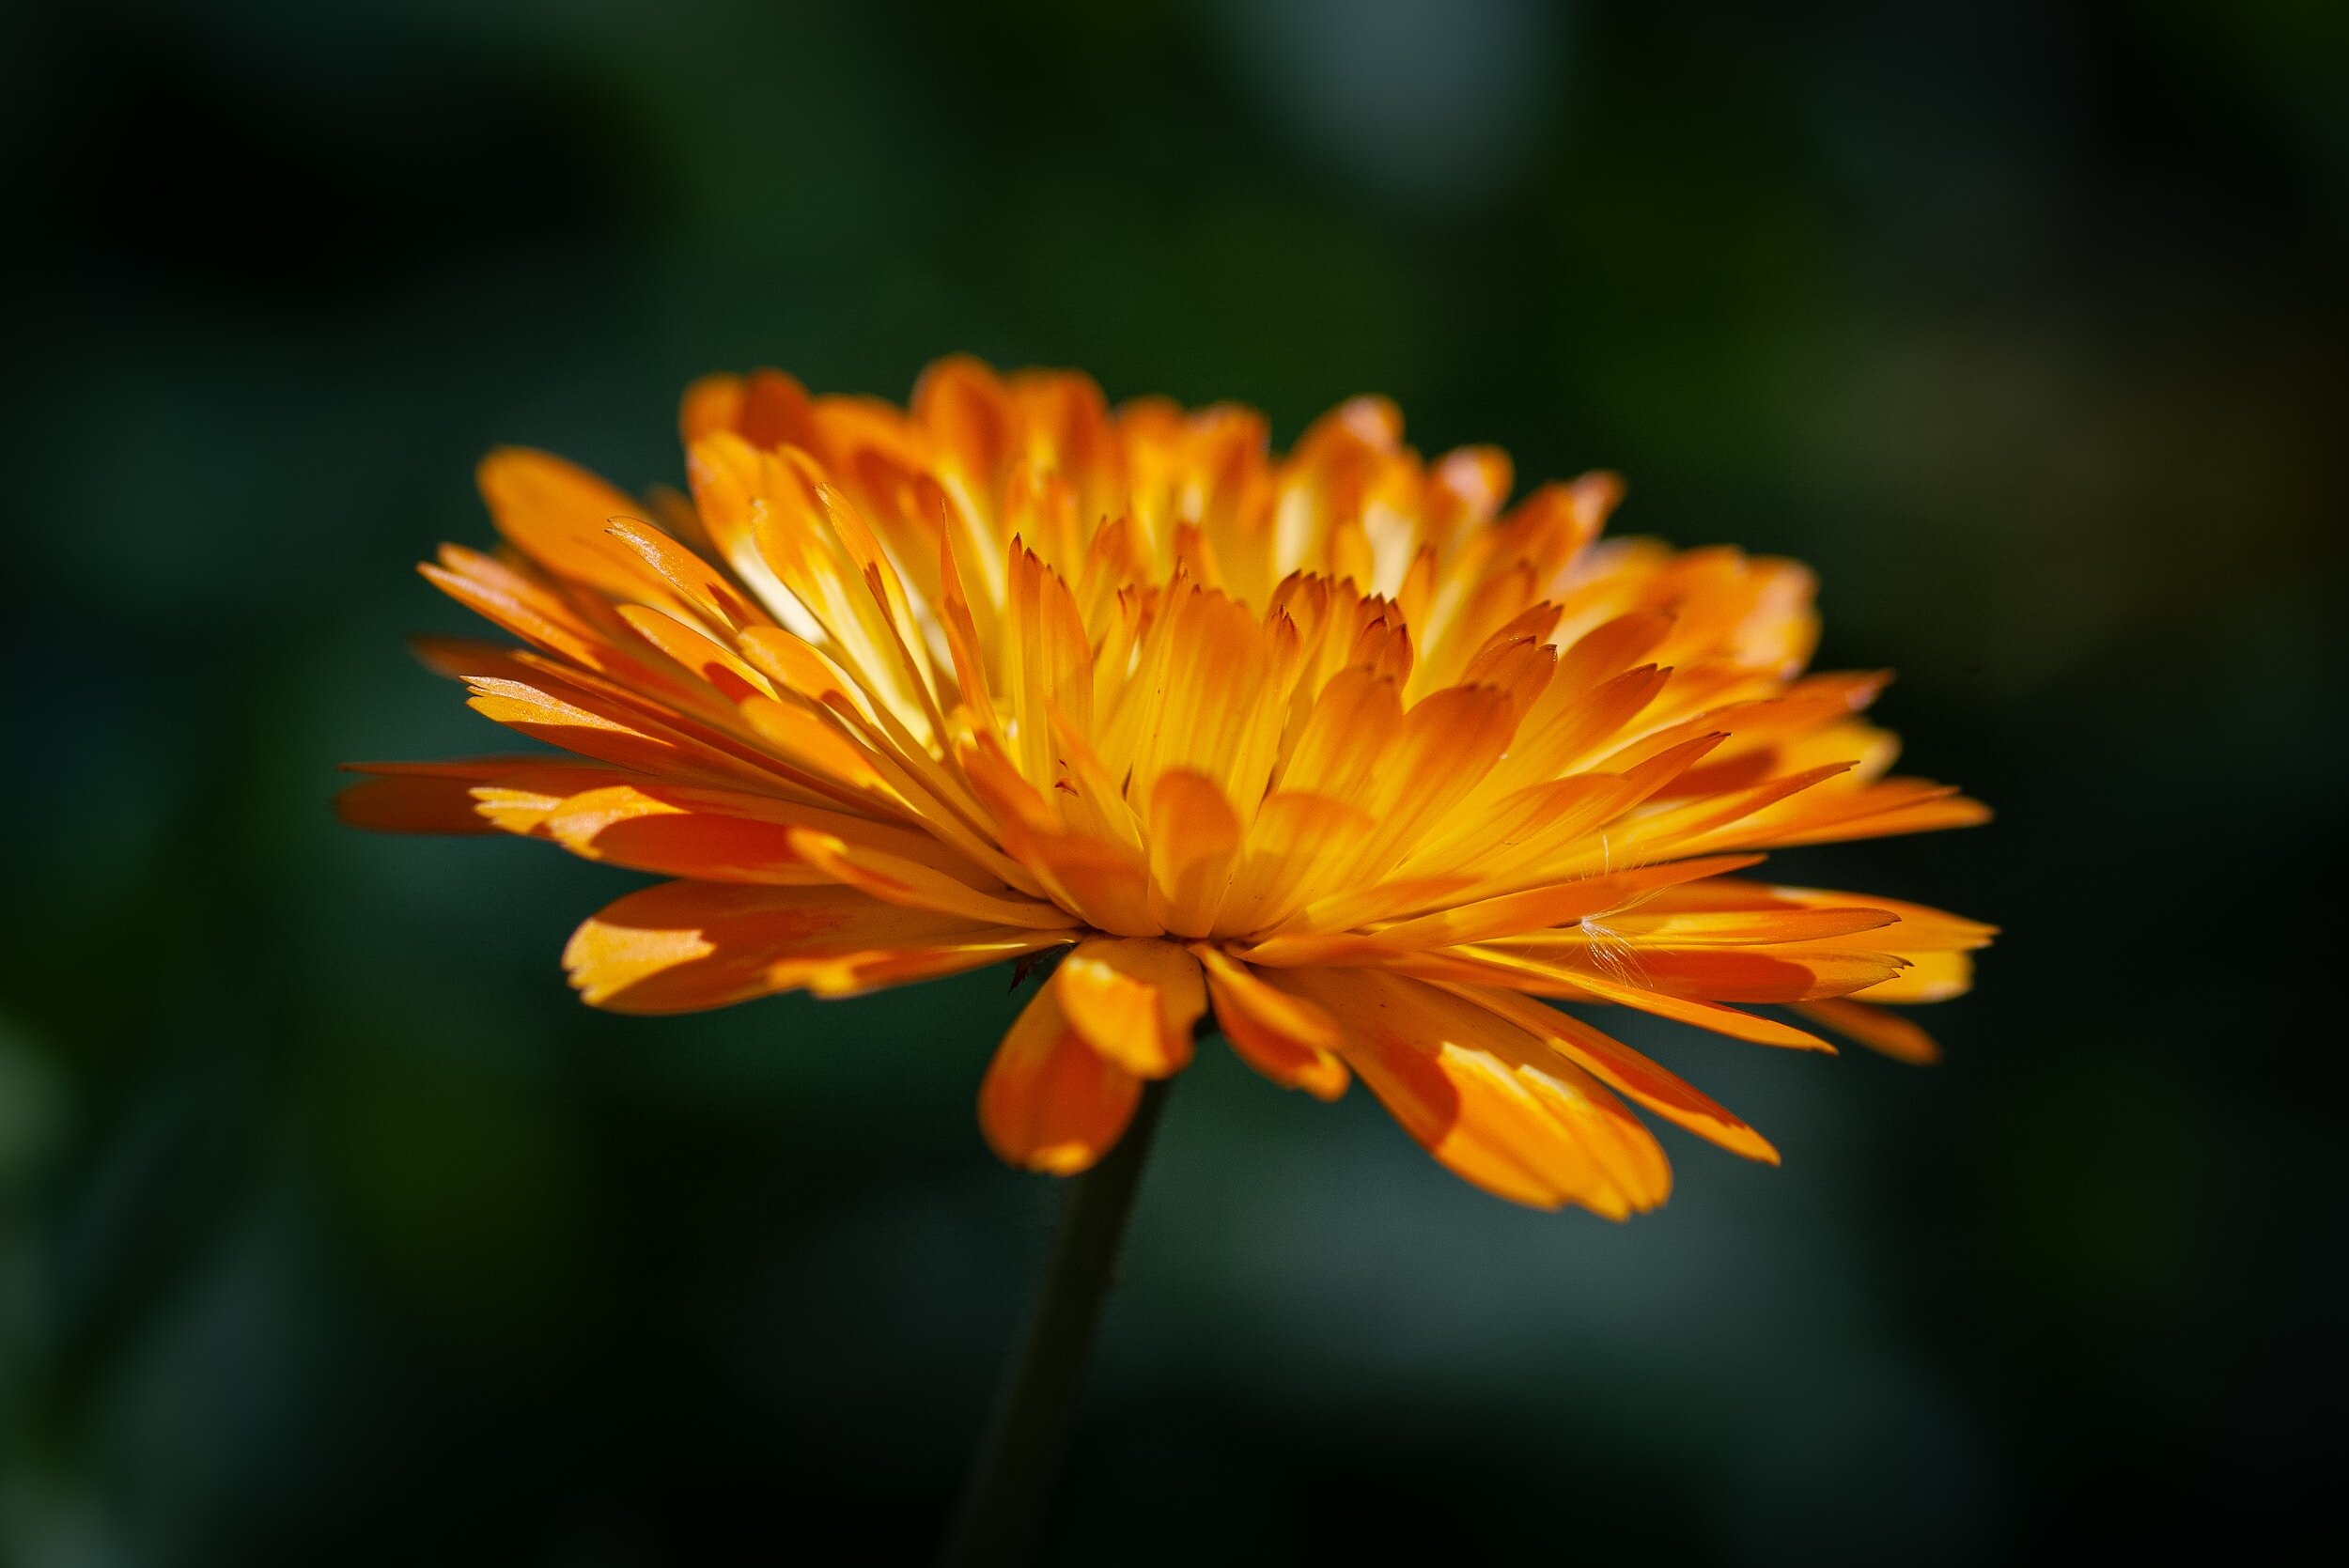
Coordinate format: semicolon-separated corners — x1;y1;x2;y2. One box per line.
341;357;1991;1215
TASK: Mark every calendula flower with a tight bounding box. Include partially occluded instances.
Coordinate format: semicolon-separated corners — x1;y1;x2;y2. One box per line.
340;357;1990;1215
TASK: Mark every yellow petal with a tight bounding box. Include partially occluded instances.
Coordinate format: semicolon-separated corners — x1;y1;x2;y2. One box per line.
1145;769;1243;938
1843;948;1973;1002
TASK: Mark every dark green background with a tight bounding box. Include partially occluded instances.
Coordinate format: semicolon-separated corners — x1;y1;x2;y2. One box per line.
4;1;2343;1561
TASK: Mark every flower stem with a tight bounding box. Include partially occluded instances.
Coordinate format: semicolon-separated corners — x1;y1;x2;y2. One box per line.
939;1076;1174;1567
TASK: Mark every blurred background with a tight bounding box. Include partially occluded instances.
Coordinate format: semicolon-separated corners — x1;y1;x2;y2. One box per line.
3;0;2344;1561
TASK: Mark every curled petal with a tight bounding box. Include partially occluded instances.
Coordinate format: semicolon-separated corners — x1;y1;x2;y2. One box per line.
1194;945;1349;1101
1054;939;1206;1079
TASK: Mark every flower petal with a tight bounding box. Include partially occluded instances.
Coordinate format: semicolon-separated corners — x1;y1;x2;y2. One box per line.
1792;998;1944;1064
785;828;1077;929
478;447;673;604
978;980;1143;1174
1193;946;1348;1100
1843;948;1973;1002
563;881;1062;1013
1145;769;1244;938
1539;964;1839;1050
1287;969;1670;1216
334;757;565;834
1053;939;1206;1078
1443;984;1777;1163
1593;945;1910;1003
1242;854;1767;967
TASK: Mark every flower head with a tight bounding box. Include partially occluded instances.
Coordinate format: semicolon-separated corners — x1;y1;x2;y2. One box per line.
341;357;1990;1214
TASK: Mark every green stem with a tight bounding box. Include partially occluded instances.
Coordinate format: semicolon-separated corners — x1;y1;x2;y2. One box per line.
939;1076;1174;1567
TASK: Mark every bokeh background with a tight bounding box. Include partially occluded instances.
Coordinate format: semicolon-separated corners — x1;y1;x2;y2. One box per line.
4;0;2344;1561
